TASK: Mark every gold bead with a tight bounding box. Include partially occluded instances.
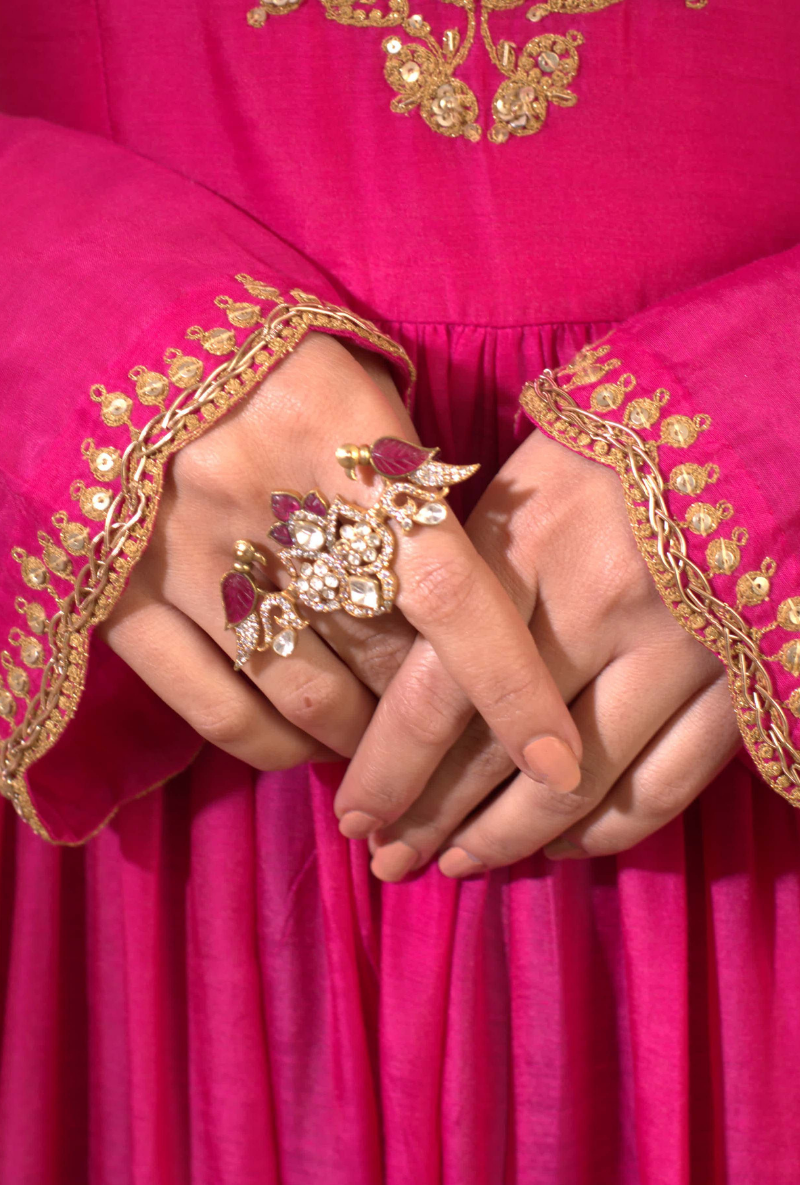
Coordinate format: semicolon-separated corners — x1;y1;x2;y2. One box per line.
233;540;255;564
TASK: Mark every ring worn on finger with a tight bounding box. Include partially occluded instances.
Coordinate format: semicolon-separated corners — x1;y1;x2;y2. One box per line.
220;436;479;669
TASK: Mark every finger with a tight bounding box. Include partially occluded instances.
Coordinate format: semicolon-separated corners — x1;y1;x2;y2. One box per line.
334;519;583;836
436;647;703;876
101;595;338;771
177;566;377;759
543;676;739;860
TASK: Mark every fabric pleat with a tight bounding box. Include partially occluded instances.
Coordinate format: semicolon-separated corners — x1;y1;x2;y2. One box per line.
2;319;800;1185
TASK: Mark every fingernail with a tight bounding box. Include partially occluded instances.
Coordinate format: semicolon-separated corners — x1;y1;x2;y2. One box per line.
438;846;486;879
521;736;581;794
370;840;420;882
339;810;382;840
543;837;584;860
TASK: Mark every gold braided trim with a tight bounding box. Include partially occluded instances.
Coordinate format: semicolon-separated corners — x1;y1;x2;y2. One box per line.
521;372;800;806
0;288;412;841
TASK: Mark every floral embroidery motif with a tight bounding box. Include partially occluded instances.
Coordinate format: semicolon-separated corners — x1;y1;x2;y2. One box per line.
0;279;412;840
520;363;800;807
244;0;627;143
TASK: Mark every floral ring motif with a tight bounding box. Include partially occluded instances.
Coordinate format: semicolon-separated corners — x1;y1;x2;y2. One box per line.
220;436;479;667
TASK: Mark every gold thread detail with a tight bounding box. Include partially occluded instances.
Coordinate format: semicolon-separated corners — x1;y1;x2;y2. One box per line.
1;288;413;840
245;0;627;143
520;371;800;805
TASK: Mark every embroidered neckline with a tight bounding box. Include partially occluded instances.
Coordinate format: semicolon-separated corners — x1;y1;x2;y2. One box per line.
244;0;708;145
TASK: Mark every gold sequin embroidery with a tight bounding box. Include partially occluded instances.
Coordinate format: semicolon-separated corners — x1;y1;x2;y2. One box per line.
1;280;413;841
245;0;717;144
520;367;800;807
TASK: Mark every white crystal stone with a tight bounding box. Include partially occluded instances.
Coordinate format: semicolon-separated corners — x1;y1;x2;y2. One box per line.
300;563;313;577
324;575;339;588
311;578;324;590
292;520;325;551
322;589;336;600
353;539;366;552
296;579;309;592
413;501;447;526
355;523;370;536
313;560;328;575
367;532;381;546
272;628;297;657
348;576;380;610
340;525;355;540
363;548;377;563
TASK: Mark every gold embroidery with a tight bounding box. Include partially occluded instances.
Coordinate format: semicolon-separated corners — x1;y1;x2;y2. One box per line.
668;461;719;496
736;558;776;608
706;530;747;577
559;342;621;388
623;389;670;430
777;598;800;632
245;0;629;143
0;283;412;841
520;372;800;806
90;385;134;431
590;373;635;412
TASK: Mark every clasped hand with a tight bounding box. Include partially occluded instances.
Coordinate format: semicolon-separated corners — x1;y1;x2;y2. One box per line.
103;334;740;879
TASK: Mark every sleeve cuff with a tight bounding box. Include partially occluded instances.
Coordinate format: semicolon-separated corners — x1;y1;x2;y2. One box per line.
0;276;414;843
520;340;800;807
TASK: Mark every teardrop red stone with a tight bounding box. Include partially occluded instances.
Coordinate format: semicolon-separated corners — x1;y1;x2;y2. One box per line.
221;571;257;625
303;492;327;518
370;437;432;478
269;523;293;547
271;493;301;522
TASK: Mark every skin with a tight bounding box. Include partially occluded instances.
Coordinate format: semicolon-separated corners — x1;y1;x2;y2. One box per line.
340;430;741;880
101;333;579;786
101;335;741;877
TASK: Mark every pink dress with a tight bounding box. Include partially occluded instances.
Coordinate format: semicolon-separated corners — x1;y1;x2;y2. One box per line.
1;2;800;1181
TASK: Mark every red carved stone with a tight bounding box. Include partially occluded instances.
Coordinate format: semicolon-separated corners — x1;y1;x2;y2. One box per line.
303;492;328;518
271;492;301;521
221;571;257;625
370;437;433;478
269;523;293;547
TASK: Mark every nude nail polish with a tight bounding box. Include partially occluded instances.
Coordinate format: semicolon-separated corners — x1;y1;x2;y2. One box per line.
438;846;486;878
521;736;581;794
370;840;419;882
339;810;382;839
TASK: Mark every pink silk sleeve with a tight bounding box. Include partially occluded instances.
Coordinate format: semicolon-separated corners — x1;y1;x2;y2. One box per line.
521;245;800;806
0;115;412;843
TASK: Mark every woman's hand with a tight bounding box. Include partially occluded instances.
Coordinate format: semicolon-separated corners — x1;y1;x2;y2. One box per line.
335;428;741;881
100;334;580;780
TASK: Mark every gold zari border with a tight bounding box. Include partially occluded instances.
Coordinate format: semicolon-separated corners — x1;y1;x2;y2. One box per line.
521;372;800;806
0;291;412;841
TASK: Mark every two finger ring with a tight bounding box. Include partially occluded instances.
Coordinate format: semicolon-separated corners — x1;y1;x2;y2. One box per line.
220;436;479;668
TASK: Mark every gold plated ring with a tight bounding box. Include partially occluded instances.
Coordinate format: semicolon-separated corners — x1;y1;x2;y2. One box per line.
221;436;479;668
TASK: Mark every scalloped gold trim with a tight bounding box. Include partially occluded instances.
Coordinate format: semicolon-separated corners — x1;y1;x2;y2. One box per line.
0;286;413;841
521;372;800;806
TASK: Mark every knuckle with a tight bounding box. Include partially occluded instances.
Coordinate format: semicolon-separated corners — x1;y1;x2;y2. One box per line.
391;668;471;749
189;696;250;749
278;668;340;732
409;551;478;627
390;683;458;749
349;628;411;694
481;664;540;719
640;774;690;818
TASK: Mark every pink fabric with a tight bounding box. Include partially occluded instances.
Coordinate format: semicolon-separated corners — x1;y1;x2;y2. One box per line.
522;245;800;761
1;2;800;1181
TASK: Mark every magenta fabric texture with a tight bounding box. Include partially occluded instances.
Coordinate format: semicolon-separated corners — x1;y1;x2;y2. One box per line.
1;2;800;1182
